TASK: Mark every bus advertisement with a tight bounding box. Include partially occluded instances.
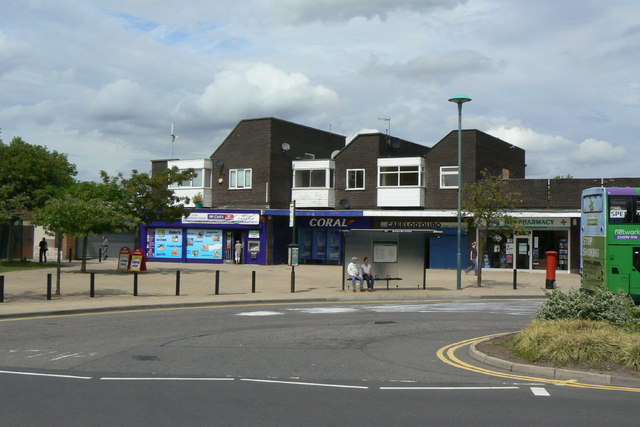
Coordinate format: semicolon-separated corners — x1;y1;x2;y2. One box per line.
581;187;640;303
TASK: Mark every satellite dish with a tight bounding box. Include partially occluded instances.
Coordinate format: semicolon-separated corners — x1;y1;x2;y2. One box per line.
339;199;351;209
281;143;290;151
330;150;340;159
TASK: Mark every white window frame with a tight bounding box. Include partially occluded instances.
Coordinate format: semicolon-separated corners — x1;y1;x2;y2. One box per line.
440;166;459;189
346;169;365;190
293;169;334;188
229;168;252;189
378;165;423;187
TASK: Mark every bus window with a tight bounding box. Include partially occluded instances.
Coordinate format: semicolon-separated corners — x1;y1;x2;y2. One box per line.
635;197;640;223
582;194;603;213
609;196;632;224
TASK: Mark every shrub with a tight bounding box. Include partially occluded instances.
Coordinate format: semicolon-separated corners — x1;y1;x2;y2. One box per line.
536;288;640;329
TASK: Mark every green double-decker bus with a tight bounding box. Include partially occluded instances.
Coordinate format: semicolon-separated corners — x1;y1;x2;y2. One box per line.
581;187;640;303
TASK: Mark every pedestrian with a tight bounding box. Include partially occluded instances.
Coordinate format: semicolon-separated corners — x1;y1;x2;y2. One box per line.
361;256;375;292
347;256;365;292
38;237;48;263
101;236;109;260
234;240;243;264
465;241;478;275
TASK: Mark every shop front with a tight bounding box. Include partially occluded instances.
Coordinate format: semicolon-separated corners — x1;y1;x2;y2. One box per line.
141;210;267;265
481;216;577;272
296;216;371;264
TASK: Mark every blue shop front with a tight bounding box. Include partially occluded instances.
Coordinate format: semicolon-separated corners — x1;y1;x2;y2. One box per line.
141;210;267;265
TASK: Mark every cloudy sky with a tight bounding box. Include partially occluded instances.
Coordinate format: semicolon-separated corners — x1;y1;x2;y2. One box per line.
1;0;638;181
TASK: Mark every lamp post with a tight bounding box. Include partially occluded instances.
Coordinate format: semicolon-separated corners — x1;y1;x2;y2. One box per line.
448;94;471;290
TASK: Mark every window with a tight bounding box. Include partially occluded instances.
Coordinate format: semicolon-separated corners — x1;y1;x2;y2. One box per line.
229;169;252;189
346;169;365;190
440;166;458;189
294;169;333;188
378;165;422;187
609;196;632;224
174;169;211;188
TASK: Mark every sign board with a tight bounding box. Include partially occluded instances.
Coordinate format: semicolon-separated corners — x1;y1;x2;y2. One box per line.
118;247;131;271
289;201;296;228
182;212;260;225
130;248;147;272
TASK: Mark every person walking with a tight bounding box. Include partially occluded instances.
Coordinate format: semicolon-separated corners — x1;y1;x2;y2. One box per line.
101;236;109;260
234;240;243;264
347;256;365;292
465;241;478;275
38;238;48;263
361;256;375;292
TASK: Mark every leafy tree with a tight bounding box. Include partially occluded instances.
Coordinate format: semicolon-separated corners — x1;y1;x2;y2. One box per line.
0;137;77;260
463;169;522;287
100;167;196;247
33;181;135;276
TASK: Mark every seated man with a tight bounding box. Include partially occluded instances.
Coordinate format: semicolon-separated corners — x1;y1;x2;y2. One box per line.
347;256;365;292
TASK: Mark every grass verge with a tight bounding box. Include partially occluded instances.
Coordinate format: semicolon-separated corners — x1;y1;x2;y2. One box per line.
0;260;60;273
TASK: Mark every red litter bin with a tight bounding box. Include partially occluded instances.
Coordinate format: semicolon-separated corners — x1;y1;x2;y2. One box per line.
545;251;558;289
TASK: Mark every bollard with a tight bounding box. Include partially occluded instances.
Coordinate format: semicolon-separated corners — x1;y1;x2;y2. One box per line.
176;270;181;296
98;248;102;263
513;269;517;290
215;270;220;295
133;272;138;296
290;265;296;293
545;251;558;289
252;270;256;293
47;273;52;300
90;273;95;297
68;248;73;263
0;275;4;303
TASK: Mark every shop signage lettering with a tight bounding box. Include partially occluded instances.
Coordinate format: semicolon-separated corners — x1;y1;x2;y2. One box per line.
379;221;442;229
182;212;260;225
614;229;640;239
493;217;570;228
309;218;355;227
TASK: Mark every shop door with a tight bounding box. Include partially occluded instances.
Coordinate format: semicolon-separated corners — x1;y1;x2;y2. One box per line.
515;236;531;270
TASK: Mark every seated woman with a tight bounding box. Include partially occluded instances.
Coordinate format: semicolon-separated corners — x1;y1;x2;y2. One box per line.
361;257;375;292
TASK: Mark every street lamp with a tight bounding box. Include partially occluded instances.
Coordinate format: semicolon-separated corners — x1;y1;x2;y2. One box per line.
449;94;471;290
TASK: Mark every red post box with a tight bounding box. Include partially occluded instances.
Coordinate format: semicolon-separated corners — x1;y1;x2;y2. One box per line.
545;251;558;289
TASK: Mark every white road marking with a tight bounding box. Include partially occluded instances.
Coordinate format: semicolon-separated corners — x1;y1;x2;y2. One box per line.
100;377;234;381
0;369;92;380
530;387;550;396
287;307;359;314
381;386;519;390
241;378;368;389
236;311;283;316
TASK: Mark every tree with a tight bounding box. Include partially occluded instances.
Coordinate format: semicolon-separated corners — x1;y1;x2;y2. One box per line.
463;170;522;287
33;181;135;278
100;167;196;247
0;137;77;260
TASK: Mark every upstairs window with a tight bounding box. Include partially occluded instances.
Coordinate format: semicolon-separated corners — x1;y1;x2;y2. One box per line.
294;169;334;188
174;169;211;188
346;169;365;190
229;169;252;189
378;165;422;187
440;166;458;189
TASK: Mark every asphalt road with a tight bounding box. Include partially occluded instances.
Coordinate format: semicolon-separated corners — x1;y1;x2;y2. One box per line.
1;300;638;426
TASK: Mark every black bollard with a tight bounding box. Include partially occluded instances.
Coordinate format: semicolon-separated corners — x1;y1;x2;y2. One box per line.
176;270;181;296
68;248;72;263
290;265;295;293
0;275;4;303
215;270;220;295
47;273;52;300
252;270;256;293
513;269;517;290
90;273;95;298
98;248;102;263
133;272;138;296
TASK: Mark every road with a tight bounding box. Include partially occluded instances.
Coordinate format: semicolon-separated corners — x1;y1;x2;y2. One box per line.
0;300;638;426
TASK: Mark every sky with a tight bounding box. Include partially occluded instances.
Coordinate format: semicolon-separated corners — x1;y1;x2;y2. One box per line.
1;0;639;181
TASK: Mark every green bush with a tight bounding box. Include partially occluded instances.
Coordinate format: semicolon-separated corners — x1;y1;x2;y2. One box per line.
536;288;640;329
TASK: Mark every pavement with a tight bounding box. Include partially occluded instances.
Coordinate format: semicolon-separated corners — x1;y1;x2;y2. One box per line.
0;259;576;318
2;260;639;387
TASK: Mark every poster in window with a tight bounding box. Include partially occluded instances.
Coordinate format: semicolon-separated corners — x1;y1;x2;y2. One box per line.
153;228;183;258
186;229;223;259
373;241;398;263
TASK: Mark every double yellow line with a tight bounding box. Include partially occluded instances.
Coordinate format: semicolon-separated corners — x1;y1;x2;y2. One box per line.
437;333;640;393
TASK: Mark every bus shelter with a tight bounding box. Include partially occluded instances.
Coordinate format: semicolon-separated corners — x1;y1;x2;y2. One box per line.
342;229;442;289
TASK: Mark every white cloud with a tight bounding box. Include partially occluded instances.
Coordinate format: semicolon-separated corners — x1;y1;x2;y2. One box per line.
89;79;150;120
175;63;339;126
